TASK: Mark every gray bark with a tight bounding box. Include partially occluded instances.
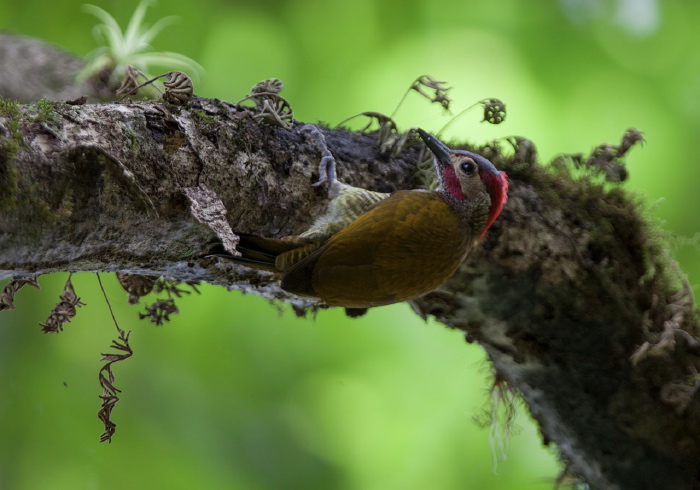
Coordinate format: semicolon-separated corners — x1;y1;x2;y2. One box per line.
1;35;699;490
0;31;112;103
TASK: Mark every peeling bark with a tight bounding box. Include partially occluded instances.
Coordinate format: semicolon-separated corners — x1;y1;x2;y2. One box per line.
1;76;700;490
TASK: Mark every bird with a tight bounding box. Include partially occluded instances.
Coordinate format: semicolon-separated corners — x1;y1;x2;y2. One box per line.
211;125;508;309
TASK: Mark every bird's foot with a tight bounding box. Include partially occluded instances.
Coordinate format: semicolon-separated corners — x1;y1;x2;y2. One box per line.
301;124;338;189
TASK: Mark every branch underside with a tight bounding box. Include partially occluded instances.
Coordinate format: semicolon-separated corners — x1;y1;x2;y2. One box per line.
1;98;699;489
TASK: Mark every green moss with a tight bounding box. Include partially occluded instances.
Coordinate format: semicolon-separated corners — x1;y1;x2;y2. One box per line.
29;187;74;223
0;142;19;208
34;98;60;123
0;116;25;209
0;100;72;218
162;130;186;156
541;142;673;297
0;97;20;118
191;109;216;129
125;127;139;154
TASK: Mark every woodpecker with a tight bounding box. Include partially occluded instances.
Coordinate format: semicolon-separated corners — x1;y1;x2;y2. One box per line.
212;126;508;308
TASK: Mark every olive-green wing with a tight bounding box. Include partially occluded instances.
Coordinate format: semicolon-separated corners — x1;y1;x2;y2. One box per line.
282;191;472;308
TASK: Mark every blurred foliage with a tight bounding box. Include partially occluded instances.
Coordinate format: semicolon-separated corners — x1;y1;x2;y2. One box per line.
78;0;203;84
1;0;699;488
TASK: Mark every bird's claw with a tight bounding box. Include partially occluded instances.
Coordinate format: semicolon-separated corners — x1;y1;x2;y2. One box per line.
302;124;338;190
313;155;337;187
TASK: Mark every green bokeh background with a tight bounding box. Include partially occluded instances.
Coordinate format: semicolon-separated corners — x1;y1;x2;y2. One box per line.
1;0;698;489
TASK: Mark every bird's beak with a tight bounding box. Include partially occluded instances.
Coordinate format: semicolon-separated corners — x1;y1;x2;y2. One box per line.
416;129;452;168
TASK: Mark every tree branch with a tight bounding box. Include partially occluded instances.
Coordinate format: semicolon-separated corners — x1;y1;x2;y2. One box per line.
0;31;112;103
1;95;699;488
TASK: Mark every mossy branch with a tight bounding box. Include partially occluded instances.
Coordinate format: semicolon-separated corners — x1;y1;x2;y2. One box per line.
1;89;699;489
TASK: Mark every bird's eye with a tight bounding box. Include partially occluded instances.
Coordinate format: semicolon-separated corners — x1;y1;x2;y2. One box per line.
459;160;476;175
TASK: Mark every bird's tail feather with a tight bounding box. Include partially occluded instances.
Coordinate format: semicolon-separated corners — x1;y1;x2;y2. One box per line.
206;234;320;273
